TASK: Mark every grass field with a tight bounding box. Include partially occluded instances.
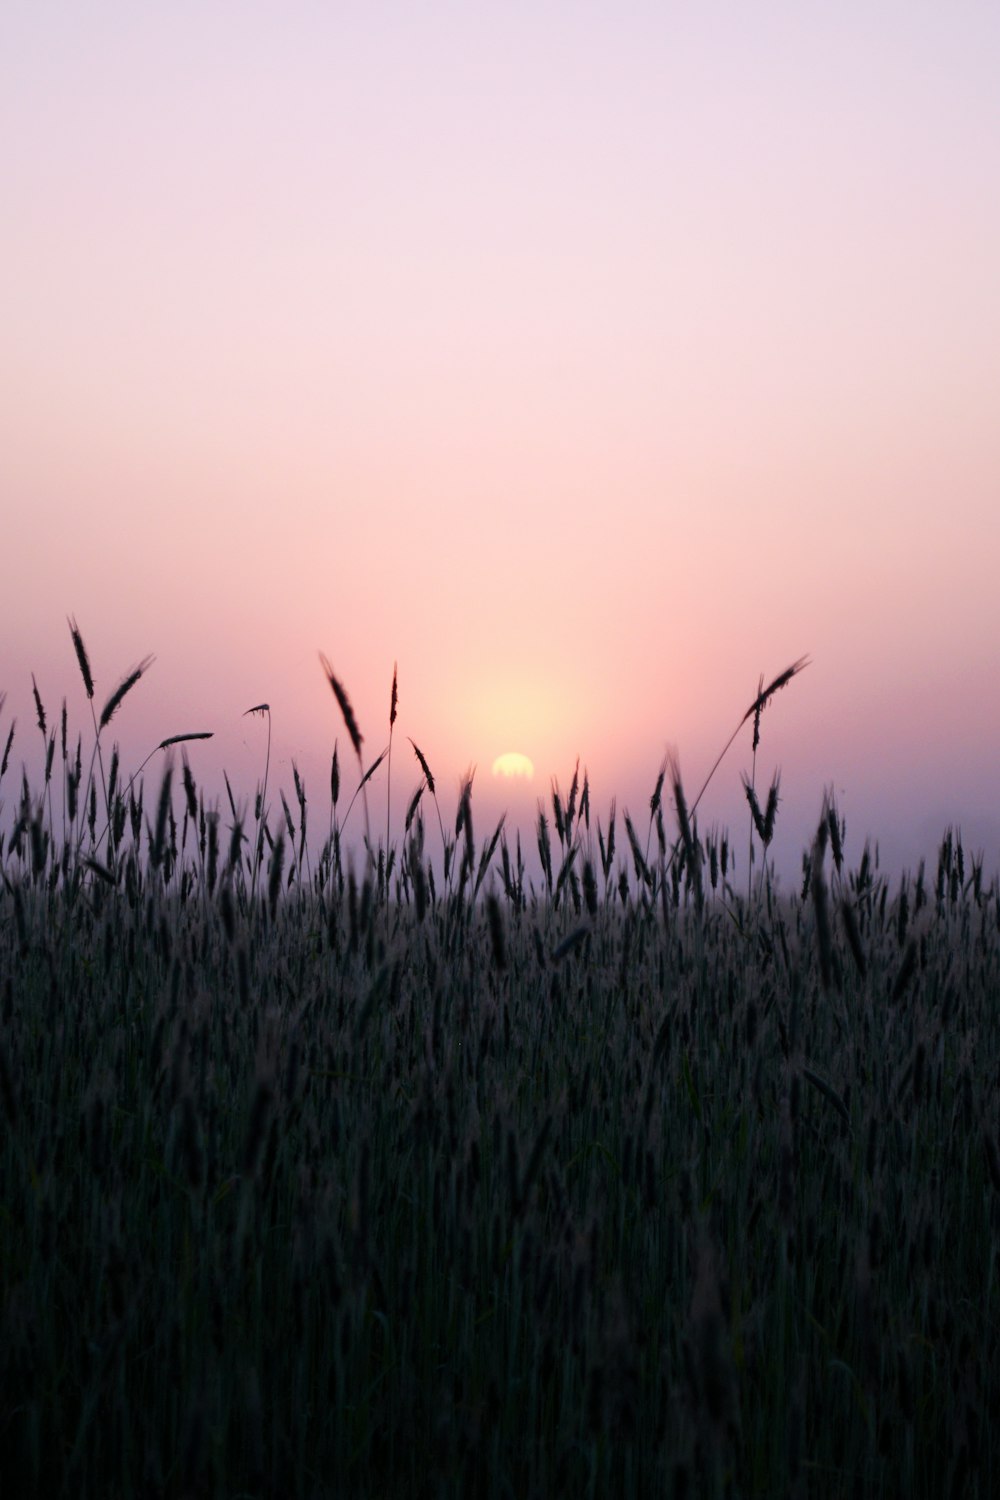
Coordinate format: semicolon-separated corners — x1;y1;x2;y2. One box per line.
1;649;998;1497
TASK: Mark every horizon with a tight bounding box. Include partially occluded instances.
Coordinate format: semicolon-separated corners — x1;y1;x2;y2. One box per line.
2;629;996;894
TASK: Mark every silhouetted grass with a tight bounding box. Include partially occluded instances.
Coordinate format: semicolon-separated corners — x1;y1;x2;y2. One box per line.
1;639;997;1498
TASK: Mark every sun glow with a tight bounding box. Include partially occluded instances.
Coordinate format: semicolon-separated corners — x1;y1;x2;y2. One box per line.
492;752;535;780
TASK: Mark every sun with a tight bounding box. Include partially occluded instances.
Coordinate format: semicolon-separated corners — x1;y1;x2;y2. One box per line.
492;752;535;780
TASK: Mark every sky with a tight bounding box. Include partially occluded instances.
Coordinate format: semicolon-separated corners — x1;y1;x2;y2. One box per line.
2;2;999;885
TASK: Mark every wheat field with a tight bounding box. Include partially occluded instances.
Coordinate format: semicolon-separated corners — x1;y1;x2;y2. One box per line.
1;635;998;1498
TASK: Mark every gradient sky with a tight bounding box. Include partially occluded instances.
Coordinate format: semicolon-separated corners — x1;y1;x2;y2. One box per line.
3;3;999;882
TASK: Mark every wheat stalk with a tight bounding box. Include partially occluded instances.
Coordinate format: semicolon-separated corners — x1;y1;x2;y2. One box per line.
99;656;155;731
662;655;809;888
408;737;447;868
243;704;271;903
319;655;363;763
319;655;371;859
385;662;398;914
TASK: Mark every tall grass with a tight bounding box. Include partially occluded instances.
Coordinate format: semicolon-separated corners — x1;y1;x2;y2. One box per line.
1;636;997;1498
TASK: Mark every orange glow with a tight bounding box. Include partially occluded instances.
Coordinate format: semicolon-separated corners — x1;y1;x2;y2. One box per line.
492;752;535;780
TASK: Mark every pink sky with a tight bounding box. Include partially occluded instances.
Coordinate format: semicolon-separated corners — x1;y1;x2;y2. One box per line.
2;4;999;882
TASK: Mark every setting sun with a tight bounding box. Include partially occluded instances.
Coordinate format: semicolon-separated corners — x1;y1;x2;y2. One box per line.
3;7;1000;1492
491;752;535;780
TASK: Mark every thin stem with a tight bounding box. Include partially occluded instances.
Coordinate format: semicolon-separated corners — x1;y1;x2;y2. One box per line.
749;672;763;908
386;662;397;917
246;706;271;903
664;657;808;885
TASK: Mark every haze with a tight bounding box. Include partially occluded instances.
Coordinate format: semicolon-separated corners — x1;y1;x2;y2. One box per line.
2;3;998;882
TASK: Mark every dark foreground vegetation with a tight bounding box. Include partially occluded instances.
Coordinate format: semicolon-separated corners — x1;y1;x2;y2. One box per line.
1;644;999;1497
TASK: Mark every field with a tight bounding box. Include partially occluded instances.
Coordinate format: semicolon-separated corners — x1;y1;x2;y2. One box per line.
1;653;999;1498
